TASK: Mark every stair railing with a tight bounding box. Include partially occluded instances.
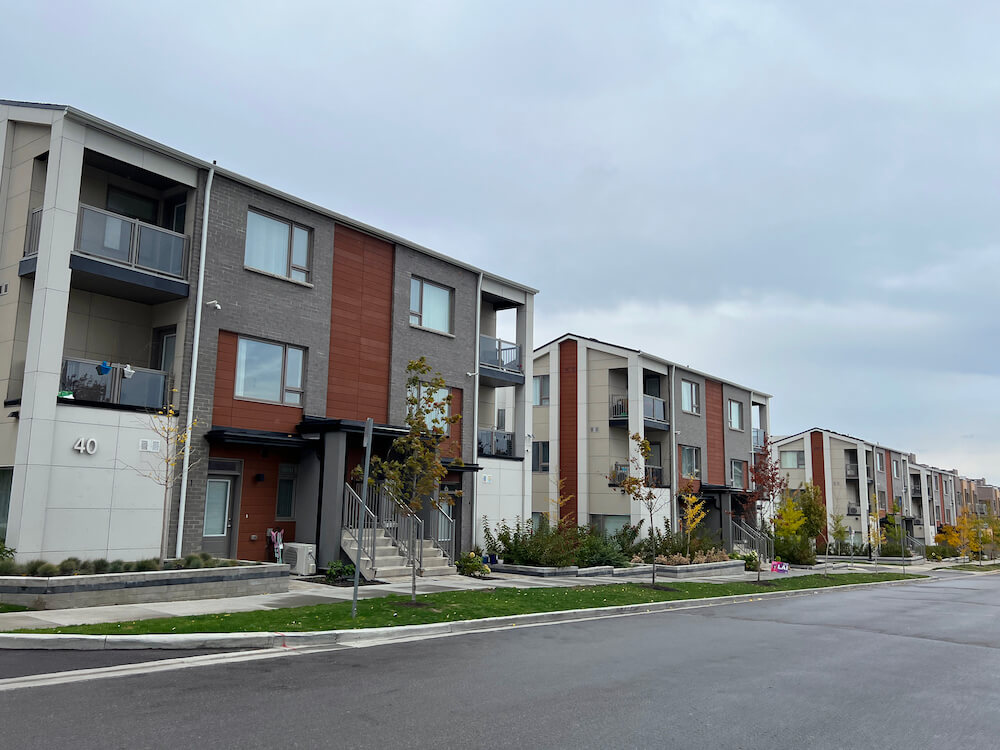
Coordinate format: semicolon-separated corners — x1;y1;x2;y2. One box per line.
342;482;377;570
905;534;926;558
369;483;424;574
431;504;455;565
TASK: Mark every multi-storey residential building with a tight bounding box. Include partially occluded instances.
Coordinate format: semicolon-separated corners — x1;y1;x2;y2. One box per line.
976;482;1000;517
529;334;771;549
0;101;535;569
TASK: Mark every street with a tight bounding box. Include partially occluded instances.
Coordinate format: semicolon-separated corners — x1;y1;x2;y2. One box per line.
4;571;1000;749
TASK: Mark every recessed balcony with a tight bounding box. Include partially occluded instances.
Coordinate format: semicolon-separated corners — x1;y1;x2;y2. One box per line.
608;392;669;430
478;428;515;459
478;335;524;387
59;356;169;410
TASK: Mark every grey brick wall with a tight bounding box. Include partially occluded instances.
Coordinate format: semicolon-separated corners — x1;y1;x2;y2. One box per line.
722;383;752;481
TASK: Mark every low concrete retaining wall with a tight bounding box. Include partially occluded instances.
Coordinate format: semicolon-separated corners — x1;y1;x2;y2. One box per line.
492;560;746;579
819;555;924;563
0;564;289;609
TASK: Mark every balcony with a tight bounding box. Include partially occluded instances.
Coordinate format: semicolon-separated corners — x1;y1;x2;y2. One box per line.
21;205;190;303
645;464;665;487
609;462;666;488
478;335;524;386
752;428;766;451
59;357;168;410
911;486;922;497
845;463;859;479
608;392;668;428
609;462;629;485
478;428;515;459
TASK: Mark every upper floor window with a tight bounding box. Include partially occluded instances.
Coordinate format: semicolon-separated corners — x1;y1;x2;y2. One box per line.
409;277;453;334
730;459;745;488
532;441;550;472
681;380;700;415
876;452;885;472
780;450;805;469
235;336;304;405
728;399;744;431
408;383;451;435
245;209;311;283
892;459;900;478
533;375;550;406
681;445;701;478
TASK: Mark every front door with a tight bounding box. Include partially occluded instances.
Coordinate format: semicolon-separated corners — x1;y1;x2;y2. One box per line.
202;477;235;557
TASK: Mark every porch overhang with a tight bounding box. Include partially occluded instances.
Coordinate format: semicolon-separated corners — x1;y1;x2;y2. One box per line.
296;416;409;439
205;426;311;448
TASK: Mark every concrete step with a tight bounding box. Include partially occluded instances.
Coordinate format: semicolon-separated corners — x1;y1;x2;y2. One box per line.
420;564;458;577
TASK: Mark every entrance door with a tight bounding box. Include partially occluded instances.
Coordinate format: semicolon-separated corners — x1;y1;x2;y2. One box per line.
202;477;235;557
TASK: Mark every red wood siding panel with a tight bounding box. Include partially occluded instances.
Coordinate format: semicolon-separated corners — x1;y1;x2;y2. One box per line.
938;474;945;524
327;225;394;422
209;445;297;561
677;444;702;495
212;331;302;433
810;431;827;542
705;379;725;486
559;340;578;522
441;387;463;460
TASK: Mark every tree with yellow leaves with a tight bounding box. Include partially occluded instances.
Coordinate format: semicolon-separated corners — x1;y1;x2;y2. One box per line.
868;496;886;572
680;491;708;558
941;508;983;562
613;433;668;585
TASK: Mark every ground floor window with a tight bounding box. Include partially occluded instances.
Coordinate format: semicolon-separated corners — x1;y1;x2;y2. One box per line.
0;467;12;543
590;513;630;536
276;464;297;520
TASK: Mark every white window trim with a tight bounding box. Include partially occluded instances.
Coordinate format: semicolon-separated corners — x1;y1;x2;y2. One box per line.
681;445;701;478
234;335;305;407
681;380;701;416
727;399;744;431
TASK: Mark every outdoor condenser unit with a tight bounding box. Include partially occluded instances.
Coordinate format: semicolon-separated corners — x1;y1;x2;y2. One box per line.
284;543;317;576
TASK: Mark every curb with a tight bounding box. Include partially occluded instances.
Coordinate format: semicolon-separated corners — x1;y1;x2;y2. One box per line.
0;576;930;651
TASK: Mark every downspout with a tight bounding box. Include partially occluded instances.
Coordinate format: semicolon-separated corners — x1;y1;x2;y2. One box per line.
668;364;677;530
175;164;215;559
471;271;483;548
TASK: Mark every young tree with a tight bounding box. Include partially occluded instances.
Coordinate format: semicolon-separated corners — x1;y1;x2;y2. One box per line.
748;434;788;532
942;508;983;562
613;433;668;585
362;358;462;601
796;483;827;543
680;492;708;558
829;513;848;556
868;498;886;573
774;495;806;547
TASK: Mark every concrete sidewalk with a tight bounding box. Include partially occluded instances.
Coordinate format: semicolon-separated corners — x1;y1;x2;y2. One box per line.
0;561;933;632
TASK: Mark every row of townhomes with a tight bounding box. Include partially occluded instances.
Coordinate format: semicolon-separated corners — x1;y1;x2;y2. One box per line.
771;429;1000;548
0;100;534;572
0;101;995;573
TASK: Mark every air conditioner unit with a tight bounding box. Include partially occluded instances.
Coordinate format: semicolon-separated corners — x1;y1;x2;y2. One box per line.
847;505;860;516
284;543;317;576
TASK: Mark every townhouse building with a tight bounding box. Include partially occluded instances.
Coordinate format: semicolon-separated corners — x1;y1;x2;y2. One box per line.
0;100;535;570
529;334;771;549
976;482;1000;517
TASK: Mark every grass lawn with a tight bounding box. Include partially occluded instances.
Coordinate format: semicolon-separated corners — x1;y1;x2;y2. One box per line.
0;603;28;613
947;563;1000;572
14;572;921;636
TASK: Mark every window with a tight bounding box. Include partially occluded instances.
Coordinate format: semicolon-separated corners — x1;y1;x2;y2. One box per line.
728;399;744;430
408;383;451;435
244;209;311;282
496;408;506;431
532;441;550;472
0;467;11;543
681;380;700;415
878;490;887;511
107;186;157;224
876;452;885;472
892;459;899;478
276;464;297;519
590;514;630;536
409;277;453;333
780;450;805;469
235;337;304;405
731;459;745;488
681;446;701;478
533;375;550;406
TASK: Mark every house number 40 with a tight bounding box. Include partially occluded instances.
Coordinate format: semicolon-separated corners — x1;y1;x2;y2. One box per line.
73;437;98;455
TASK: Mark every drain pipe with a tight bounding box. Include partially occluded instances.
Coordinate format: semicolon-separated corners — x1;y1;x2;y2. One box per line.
471;271;483;548
175;164;215;559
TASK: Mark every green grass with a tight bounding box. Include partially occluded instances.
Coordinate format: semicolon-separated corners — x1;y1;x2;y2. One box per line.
0;603;28;614
947;563;1000;572
13;572;921;636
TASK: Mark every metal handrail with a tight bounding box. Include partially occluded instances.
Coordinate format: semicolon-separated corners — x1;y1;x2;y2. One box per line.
730;516;773;563
431;504;455;565
370;483;424;574
23;207;42;256
609;393;628;419
610;461;629;485
479;335;522;373
343;483;377;571
905;534;926;557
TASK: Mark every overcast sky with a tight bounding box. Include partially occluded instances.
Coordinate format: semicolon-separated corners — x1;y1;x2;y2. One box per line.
4;1;998;482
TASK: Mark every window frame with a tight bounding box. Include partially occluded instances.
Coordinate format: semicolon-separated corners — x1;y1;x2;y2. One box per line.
408;382;452;436
234;335;305;406
532;441;550;472
409;276;454;334
892;459;900;478
681;445;701;479
727;399;744;431
876;452;885;472
730;459;745;488
533;375;550;406
244;208;312;284
275;464;297;520
681;380;701;416
780;450;805;469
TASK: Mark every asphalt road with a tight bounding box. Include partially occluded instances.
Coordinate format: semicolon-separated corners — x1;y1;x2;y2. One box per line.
5;572;1000;749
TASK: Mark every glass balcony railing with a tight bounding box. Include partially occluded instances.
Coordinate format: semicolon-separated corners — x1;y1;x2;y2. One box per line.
752;428;766;449
608;393;667;423
846;463;859;478
644;464;665;487
478;429;515;458
60;357;168;410
479;335;522;373
74;205;187;278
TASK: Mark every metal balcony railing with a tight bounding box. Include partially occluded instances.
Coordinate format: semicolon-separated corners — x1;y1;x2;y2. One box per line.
610;462;629;485
479;335;522;373
609;393;628;419
51;204;189;279
59;357;168;409
846;463;859;479
752;428;766;449
24;207;42;257
911;486;922;497
478;428;515;458
644;394;666;422
645;464;664;487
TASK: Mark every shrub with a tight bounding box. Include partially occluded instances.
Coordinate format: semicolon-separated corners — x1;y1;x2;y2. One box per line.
122;561;136;572
325;560;355;583
0;541;15;562
738;552;760;571
0;559;22;575
576;531;628;568
37;563;59;577
134;558;160;572
183;554;203;569
775;536;816;565
92;559;110;574
77;560;95;575
58;557;82;575
108;560;125;573
24;559;46;576
663;553;690;565
455;551;490;577
199;551;213;562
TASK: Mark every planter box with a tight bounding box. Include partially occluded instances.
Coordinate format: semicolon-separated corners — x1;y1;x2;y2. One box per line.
490;563;579;577
819;554;923;564
493;560;745;579
0;563;290;610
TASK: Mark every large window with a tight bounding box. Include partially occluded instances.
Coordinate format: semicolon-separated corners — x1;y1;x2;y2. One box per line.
276;464;297;520
780;450;805;469
235;337;304;405
409;277;453;333
533;374;550;406
532;441;550;472
408;383;451;435
731;459;745;488
244;209;311;282
681;380;700;415
681;446;701;478
0;467;12;543
728;399;744;431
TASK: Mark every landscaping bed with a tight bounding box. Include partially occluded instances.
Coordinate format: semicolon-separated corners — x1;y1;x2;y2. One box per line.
492;559;746;579
14;572;921;634
0;562;289;609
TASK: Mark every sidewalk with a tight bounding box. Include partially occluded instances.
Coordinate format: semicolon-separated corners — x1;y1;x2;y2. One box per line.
0;562;917;632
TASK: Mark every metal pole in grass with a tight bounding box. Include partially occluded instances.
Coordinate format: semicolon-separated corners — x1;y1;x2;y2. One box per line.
352;418;374;619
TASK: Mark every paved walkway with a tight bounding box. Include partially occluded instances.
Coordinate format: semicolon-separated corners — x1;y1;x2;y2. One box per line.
0;558;962;631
